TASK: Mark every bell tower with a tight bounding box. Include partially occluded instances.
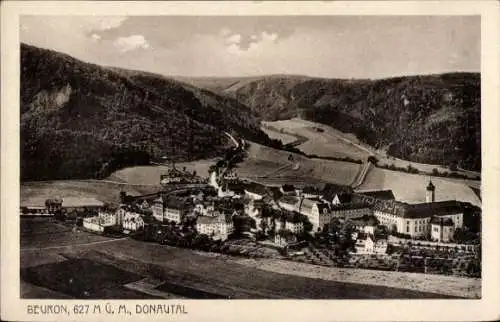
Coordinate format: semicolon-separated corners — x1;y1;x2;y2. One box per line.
426;178;435;203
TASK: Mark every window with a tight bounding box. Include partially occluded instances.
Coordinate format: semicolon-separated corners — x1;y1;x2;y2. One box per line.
407;226;409;233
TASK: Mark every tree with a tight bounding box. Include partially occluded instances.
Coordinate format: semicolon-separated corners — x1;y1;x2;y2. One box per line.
367;155;379;164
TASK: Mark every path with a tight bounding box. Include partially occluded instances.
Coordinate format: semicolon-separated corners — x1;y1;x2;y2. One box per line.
351;162;373;189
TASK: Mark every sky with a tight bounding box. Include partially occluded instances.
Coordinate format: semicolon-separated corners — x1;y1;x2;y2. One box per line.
20;15;480;79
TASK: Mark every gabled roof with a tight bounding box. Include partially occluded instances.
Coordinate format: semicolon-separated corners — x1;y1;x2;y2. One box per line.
430;216;455;226
331;203;372;211
358;190;395;200
197;212;233;225
351;215;379;227
278;195;299;206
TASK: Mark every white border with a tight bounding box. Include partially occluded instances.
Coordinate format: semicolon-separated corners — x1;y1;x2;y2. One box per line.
2;1;499;321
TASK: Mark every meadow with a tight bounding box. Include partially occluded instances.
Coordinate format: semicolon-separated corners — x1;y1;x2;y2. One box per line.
358;167;481;207
20;223;470;299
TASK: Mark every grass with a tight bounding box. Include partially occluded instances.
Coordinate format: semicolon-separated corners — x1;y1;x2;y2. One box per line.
358;167;481;206
109;159;216;185
235;142;360;186
263;119;371;160
264;118;480;180
21;179;162;207
21;221;478;299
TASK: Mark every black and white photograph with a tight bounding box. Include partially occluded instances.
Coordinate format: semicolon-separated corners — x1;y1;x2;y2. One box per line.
2;1;500;321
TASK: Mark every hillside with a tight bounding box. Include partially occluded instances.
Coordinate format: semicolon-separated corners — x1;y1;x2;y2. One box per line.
189;74;481;172
20;44;276;181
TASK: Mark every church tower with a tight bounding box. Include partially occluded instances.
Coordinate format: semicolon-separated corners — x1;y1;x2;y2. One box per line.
426;179;435;203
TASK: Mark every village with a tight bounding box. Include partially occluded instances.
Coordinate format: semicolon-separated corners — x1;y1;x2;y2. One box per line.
21;142;482;278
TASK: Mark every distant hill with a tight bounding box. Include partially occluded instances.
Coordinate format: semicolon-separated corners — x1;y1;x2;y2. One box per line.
187;74;481;172
20;44;277;181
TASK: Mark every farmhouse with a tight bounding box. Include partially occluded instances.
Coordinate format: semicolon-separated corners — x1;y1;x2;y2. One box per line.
355;233;388;254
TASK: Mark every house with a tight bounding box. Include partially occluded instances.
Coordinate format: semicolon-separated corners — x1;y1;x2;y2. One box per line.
82;217;105;233
20;206;53;217
151;197;164;222
430;217;455;242
354;233;387;254
196;211;234;241
274;229;298;247
151;196;190;224
138;200;150;210
194;202;215;216
301;186;323;199
278;195;299;212
351;215;379;235
274;211;304;235
122;212;145;232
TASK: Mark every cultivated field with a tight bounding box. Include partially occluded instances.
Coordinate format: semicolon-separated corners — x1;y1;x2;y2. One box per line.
108;159;215;185
235;142;361;186
358;167;481;207
235;258;480;299
262;119;371;160
264;118;480;180
21;221;475;299
21;180;160;206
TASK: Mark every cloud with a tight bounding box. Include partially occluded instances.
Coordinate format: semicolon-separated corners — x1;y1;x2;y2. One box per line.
113;34;150;52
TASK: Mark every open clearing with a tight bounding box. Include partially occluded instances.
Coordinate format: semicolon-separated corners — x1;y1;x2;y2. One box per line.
20;220;477;299
358;167;481;207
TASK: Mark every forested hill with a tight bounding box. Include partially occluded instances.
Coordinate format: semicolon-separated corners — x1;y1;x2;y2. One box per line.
20;44;276;181
186;73;481;171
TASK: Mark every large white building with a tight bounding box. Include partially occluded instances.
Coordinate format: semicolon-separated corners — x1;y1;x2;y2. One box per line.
357;181;465;242
151;196;189;224
196;211;234;241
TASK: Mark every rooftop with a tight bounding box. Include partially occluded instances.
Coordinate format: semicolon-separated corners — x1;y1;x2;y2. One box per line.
357;190;396;200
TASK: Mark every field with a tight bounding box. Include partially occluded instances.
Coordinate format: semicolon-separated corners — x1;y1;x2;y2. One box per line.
358;167;481;206
235;142;361;186
262;119;371;160
21;180;162;206
264;118;480;180
109;159;216;185
20;219;478;299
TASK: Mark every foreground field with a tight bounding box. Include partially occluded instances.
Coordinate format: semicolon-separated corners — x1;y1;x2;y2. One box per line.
358;167;481;206
21;220;479;299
